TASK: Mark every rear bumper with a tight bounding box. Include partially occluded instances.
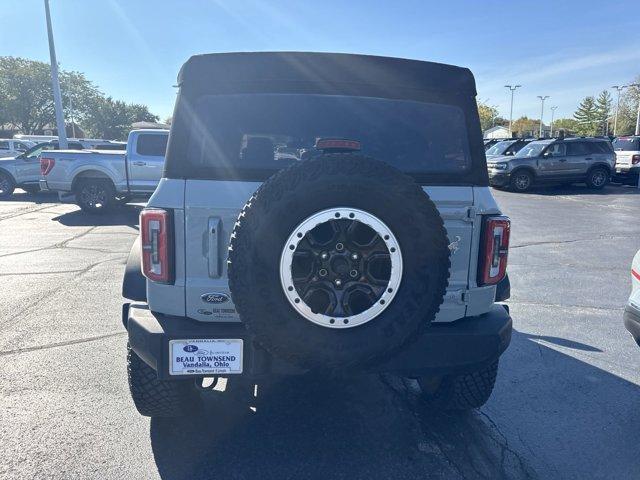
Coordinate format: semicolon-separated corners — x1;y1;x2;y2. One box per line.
623;304;640;347
124;303;513;380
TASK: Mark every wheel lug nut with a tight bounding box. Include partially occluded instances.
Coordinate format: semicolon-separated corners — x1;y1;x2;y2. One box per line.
351;253;358;260
335;243;344;251
334;279;342;287
319;268;328;277
321;252;329;260
349;269;358;278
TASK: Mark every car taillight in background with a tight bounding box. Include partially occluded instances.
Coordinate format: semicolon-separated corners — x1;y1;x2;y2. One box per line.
140;208;173;283
632;154;640;165
40;157;55;176
479;216;510;286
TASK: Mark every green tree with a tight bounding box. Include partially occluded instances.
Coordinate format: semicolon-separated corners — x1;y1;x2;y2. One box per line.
594;90;613;135
477;101;504;132
552;118;578;134
0;56;157;138
83;96;158;140
573;96;599;136
615;78;640;136
511;116;538;136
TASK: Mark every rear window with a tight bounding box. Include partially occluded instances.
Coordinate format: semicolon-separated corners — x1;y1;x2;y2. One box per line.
588;141;613;154
566;142;591;156
186;94;471;176
136;134;168;156
613;137;640;151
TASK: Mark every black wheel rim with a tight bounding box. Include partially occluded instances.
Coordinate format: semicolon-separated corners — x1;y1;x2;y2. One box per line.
80;184;107;209
280;208;403;328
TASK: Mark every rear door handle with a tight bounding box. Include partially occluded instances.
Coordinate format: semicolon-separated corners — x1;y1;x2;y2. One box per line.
585;158;593;161
132;161;146;166
558;158;567;162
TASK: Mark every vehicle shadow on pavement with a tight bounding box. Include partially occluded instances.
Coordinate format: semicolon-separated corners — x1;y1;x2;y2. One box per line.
1;191;60;204
495;184;640;196
148;329;639;480
51;204;141;228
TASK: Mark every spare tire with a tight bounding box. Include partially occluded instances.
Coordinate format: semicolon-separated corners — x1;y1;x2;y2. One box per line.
228;155;450;370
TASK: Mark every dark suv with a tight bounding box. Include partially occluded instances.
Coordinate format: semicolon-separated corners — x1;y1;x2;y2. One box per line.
487;137;615;192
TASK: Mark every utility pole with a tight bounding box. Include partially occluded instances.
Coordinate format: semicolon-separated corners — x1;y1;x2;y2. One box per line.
550;106;557;137
505;85;521;137
44;0;67;149
612;85;628;137
537;95;549;138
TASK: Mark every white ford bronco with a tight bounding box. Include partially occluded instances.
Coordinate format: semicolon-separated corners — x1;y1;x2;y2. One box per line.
122;52;512;417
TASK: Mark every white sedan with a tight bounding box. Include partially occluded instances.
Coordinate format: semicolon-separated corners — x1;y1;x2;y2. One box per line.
624;249;640;347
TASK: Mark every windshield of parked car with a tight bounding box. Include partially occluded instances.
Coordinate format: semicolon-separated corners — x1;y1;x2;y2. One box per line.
486;140;516;156
514;141;547;158
187;93;472;176
612;137;640;151
20;142;49;159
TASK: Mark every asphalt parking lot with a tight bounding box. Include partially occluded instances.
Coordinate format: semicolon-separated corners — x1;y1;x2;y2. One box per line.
1;185;639;480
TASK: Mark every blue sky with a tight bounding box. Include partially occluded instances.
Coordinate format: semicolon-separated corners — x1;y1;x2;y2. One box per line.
2;0;639;122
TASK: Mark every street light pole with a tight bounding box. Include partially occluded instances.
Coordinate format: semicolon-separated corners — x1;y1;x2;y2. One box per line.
537;95;549;137
44;0;67;149
550;106;557;137
612;85;628;137
505;85;521;137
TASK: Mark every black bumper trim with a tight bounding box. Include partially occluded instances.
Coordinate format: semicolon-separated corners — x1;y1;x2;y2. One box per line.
623;305;640;346
125;304;512;380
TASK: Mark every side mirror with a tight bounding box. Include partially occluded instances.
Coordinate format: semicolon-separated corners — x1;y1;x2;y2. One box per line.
542;151;551;158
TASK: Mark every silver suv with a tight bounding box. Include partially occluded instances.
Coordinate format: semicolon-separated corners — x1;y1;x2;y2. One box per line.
487;137;615;192
122;52;513;418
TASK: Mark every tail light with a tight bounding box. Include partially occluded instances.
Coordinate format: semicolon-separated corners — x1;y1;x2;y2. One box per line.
40;157;55;175
140;208;173;283
632;154;640;165
479;216;510;286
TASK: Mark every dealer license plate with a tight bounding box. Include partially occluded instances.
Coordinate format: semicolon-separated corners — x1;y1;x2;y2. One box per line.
169;339;243;375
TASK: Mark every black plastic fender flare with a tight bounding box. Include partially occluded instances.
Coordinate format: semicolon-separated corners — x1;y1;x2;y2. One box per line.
122;236;146;302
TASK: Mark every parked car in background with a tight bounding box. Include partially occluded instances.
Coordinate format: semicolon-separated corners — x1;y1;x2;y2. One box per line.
0;139;36;158
612;136;640;185
484;138;502;150
0;140;84;197
39;129;168;212
487;137;615;192
485;138;533;159
624;249;640;348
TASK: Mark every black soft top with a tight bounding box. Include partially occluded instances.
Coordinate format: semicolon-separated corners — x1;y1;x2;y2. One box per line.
166;52;488;185
177;52;477;97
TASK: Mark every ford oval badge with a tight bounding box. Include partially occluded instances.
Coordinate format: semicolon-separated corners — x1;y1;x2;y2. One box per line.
201;292;230;304
183;345;198;353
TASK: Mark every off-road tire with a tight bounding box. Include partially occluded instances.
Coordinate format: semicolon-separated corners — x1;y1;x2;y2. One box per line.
418;361;499;410
228;154;450;370
0;171;15;198
509;170;533;192
75;178;116;213
127;346;201;418
585;167;609;189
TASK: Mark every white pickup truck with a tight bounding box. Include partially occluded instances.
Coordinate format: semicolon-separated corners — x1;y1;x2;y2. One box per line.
40;129;168;213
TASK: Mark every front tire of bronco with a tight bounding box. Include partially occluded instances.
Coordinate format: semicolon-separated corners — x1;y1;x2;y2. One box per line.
509;170;533;192
417;361;499;411
127;345;201;417
585;167;609;189
75;178;116;214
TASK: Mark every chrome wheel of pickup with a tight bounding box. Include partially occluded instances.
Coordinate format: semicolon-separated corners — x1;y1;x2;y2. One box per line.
280;207;403;329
